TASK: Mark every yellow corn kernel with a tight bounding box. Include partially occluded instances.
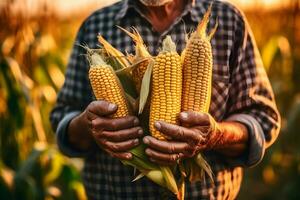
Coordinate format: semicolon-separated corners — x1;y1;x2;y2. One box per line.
149;36;182;140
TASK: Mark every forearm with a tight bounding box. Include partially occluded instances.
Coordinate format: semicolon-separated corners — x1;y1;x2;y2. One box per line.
214;121;249;157
67;111;95;152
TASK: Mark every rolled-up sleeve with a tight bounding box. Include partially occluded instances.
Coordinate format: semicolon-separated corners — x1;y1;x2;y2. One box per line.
224;114;265;167
224;14;281;167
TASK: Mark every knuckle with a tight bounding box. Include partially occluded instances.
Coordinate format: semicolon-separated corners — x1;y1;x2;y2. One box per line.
168;144;176;154
190;131;200;141
110;143;119;152
131;139;139;147
177;127;184;137
110;120;118;130
94;118;104;129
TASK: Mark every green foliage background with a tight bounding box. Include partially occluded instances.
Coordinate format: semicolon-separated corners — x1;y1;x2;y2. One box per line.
0;1;299;199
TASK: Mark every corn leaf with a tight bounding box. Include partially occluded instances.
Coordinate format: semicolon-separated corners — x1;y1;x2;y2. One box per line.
177;173;185;200
125;92;138;114
160;166;178;195
98;35;130;70
115;58;149;75
194;153;214;184
143;170;166;188
139;59;153;114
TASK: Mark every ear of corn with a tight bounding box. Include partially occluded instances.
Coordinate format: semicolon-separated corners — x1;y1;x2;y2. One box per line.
87;49;131;117
181;4;216;183
149;36;182;140
182;4;216;113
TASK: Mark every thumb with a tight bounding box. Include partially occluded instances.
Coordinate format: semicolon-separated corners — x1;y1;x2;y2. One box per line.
179;111;211;126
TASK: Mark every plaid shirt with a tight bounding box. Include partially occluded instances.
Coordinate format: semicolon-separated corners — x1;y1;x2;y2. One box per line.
50;0;281;199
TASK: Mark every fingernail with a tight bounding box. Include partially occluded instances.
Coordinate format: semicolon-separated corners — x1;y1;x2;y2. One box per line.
138;129;143;136
145;148;151;155
154;122;161;130
126;153;132;159
133;118;139;126
180;112;188;120
108;103;117;111
143;137;150;144
134;139;139;145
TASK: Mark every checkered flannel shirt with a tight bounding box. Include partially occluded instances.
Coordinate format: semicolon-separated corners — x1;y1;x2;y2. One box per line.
50;0;281;199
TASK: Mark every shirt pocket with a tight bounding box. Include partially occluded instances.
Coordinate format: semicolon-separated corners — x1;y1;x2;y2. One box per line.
209;73;231;121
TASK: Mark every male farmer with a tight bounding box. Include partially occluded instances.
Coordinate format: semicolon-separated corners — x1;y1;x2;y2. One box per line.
50;0;281;199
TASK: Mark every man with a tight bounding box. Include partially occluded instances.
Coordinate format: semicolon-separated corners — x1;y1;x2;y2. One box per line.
50;0;281;199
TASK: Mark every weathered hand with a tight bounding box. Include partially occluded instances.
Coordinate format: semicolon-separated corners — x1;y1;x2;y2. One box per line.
83;100;143;160
143;111;222;165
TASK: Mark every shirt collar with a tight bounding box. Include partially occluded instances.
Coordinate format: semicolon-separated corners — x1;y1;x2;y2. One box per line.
114;0;206;22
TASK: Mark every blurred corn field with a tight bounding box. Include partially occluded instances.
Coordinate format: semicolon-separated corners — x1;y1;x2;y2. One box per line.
0;0;299;199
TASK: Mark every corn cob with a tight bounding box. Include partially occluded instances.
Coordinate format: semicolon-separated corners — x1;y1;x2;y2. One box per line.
87;50;130;117
118;26;151;93
182;5;217;113
149;36;182;140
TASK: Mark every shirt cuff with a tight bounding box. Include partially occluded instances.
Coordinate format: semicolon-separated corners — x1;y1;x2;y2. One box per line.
56;111;95;158
223;113;266;167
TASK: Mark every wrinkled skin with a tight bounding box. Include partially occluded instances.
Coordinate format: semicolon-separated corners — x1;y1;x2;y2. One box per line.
68;100;143;160
143;111;222;165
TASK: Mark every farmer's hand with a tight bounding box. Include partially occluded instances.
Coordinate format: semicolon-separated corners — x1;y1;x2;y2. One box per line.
68;100;143;160
143;111;222;165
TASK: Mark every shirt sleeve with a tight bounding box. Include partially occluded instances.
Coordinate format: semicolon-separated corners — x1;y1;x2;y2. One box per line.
224;13;281;167
49;21;95;157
